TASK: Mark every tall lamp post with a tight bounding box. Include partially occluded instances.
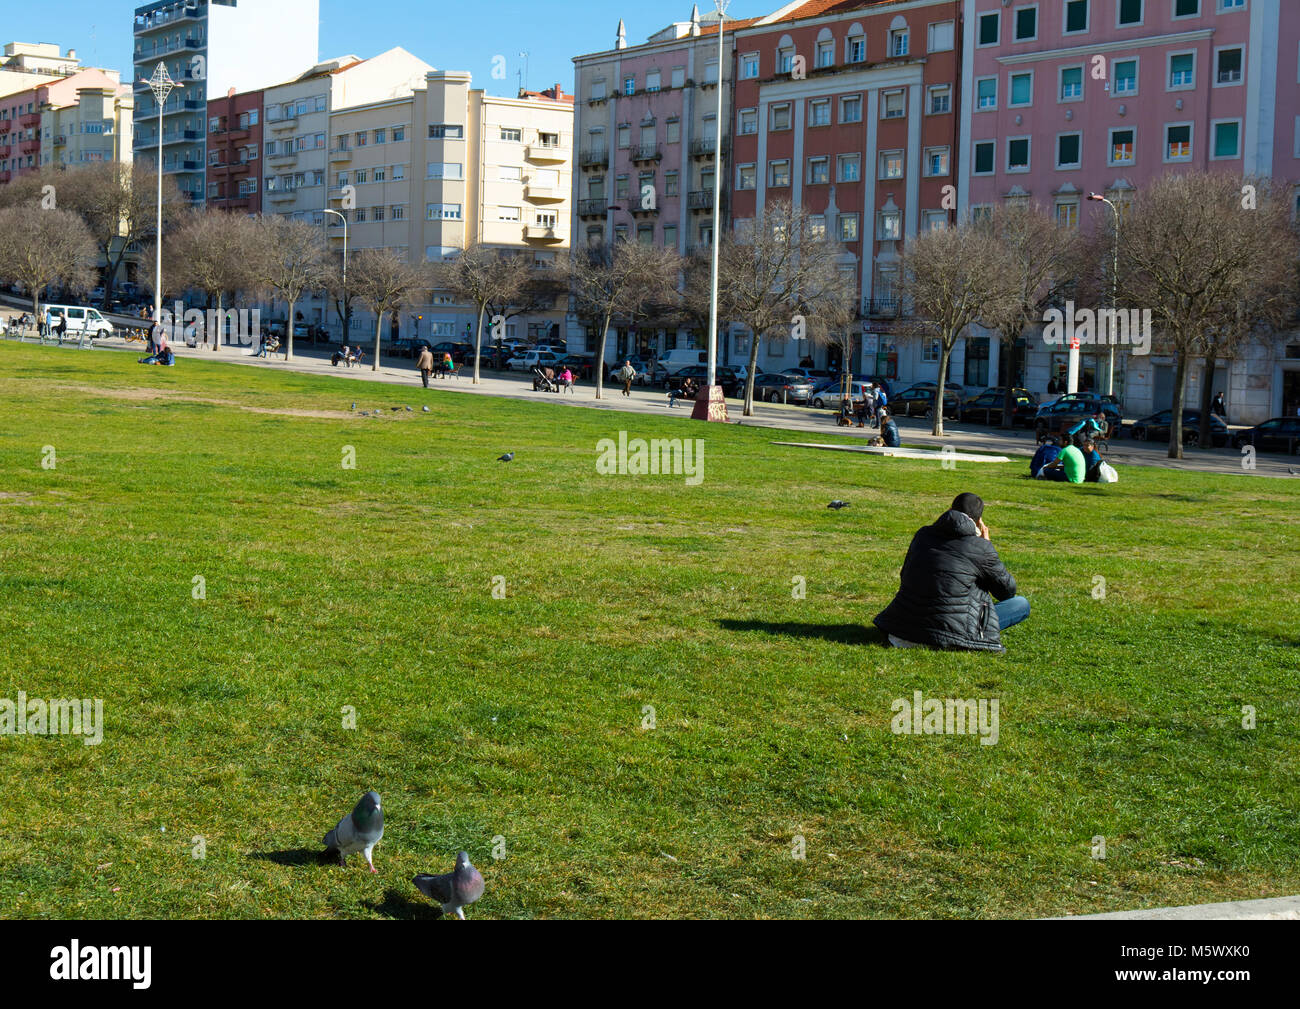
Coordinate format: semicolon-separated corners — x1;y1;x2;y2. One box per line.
322;208;349;343
700;0;729;419
148;62;181;343
1088;192;1119;398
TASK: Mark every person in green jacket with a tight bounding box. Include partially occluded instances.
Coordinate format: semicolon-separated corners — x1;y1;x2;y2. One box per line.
1039;434;1086;483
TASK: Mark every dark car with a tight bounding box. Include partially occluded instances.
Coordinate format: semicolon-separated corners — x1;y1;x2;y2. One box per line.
754;372;815;403
391;337;435;359
960;387;1037;427
555;353;596;381
1230;417;1300;454
428;340;475;364
1034;394;1123;438
669;364;742;397
1132;409;1229;447
893;383;962;420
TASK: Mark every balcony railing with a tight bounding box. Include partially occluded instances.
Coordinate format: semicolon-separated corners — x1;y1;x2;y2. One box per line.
19;113;41;128
19;140;40;155
266;150;298;164
577;198;608;217
328;147;352;162
631;144;661;162
53;135;66;146
525;141;566;162
687;190;714;210
689;137;716;157
578;148;607;168
863;297;901;317
523;224;562;242
0;122;12;134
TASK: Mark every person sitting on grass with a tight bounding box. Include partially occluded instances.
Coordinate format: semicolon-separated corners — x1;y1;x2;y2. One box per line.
1038;433;1087;483
1029;434;1064;478
874;492;1029;653
880;408;900;448
1081;438;1103;483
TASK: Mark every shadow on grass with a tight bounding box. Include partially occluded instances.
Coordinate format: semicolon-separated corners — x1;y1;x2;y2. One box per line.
248;847;331;867
718;619;886;647
364;888;445;920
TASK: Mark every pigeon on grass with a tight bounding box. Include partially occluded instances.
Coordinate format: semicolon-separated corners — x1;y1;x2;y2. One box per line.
827;500;850;510
497;452;514;462
413;851;485;919
322;791;384;872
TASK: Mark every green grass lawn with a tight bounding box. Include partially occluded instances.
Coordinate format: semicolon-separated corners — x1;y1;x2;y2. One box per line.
1;342;1297;919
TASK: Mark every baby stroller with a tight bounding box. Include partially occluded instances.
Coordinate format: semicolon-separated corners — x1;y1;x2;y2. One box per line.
532;366;560;393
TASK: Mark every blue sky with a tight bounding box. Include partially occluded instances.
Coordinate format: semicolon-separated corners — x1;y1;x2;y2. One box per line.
6;0;775;95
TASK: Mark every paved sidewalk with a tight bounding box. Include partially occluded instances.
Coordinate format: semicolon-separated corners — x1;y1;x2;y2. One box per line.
6;322;1299;480
1053;895;1300;920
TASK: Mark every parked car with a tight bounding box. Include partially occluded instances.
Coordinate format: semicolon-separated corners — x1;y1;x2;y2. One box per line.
893;383;962;419
1034;393;1123;438
752;372;816;403
960;387;1038;427
509;349;562;372
1230;417;1300;454
41;304;115;340
668;364;743;397
554;353;596;381
810;380;877;411
1131;409;1229;447
428;340;475;364
391;337;434;359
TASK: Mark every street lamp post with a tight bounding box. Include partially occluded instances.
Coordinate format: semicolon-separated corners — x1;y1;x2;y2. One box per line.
322;208;348;343
705;0;730;393
148;62;181;345
1088;192;1120;398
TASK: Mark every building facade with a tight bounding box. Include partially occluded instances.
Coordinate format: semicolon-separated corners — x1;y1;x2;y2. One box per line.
205;88;263;213
1;68;131;184
132;0;319;206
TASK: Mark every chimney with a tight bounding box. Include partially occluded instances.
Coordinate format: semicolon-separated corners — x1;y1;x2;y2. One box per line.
67;48;77;60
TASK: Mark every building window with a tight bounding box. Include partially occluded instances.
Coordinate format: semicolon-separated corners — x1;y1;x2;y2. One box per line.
428;124;463;139
928;85;951;114
1113;59;1138;95
664;170;679;196
809;99;830;126
615;174;629;199
816;40;834;67
924;147;949;177
882;90;905;118
1060;66;1083;100
928;20;955;52
498;206;520;222
393;126;405;141
1174;0;1199;15
973;141;996;175
1010;72;1033;106
1064;0;1089;33
666;119;680;144
1217;0;1243;9
623;76;636;95
889;27;909;57
1118;0;1143;25
646;69;661;93
847;35;866;63
808;215;826;239
428;162;463;179
1216;47;1243;84
808;157;829;184
1056;200;1079;229
769;160;791;187
1109;127;1135;164
427;203;462;220
1057;132;1082;168
1008;137;1031;171
978;11;1000;45
671;67;685;88
500;127;521;142
617;125;630;148
879;150;904;180
770;103;792;130
1212;119;1241;159
742;54;759;78
840;95;862;123
778;47;795;74
737;164;756;190
837;153;861;182
977;77;997;110
740;108;757;134
922;210;947;232
838;213;860;242
1165;123;1193;161
879;210;902;241
1014;5;1038;41
1169;52;1195;89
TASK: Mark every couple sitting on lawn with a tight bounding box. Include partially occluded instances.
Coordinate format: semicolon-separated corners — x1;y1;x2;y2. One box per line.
1031;432;1109;483
874;492;1029;654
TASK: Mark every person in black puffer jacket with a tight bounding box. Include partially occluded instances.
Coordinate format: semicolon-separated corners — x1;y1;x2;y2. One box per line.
874;492;1029;653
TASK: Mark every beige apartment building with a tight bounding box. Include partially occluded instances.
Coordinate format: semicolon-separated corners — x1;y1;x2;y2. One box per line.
0;42;83;98
40;79;134;170
317;70;574;346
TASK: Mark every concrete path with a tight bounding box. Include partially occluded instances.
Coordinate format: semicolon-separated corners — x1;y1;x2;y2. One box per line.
4;317;1298;480
1054;895;1300;920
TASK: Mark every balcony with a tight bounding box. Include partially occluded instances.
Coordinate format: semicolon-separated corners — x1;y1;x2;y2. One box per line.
524;182;563;202
184;99;204;110
523;224;562;243
266;189;298;203
577;198;608;218
0;122;11;134
689;137;716;159
328;147;352;163
163;160;201;173
134;5;202;34
631;143;661;163
0;170;10;183
266;151;298;166
161;130;201;145
53;135;66;147
19;113;41;128
578;148;607;169
267;116;298;132
687;190;714;211
863;297;901;318
19;140;40;155
525;141;566;162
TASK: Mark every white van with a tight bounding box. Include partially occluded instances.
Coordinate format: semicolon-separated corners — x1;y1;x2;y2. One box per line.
44;305;115;341
657;348;708;375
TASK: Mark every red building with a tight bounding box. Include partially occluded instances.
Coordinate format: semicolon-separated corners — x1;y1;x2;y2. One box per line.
205;88;264;213
729;0;962;377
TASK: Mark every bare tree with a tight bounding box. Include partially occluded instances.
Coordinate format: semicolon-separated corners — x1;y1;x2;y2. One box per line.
715;200;856;416
323;258;360;349
432;243;533;383
900;222;1019;436
567;240;680;399
166;210;260;349
981;203;1079;426
0;205;98;320
250;216;330;361
350;248;429;371
1118;171;1299;459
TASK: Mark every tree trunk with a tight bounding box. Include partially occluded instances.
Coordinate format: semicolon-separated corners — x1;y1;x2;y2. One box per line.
999;332;1018;429
933;340;954;436
1196;343;1220;450
594;313;611;400
285;297;296;361
473;302;485;384
1168;351;1189;460
742;332;761;417
372;310;383;371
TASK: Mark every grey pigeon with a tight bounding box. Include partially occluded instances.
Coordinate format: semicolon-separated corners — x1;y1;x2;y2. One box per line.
405;406;412;412
828;500;850;509
322;791;384;872
391;406;402;412
422;406;430;413
413;851;485;920
497;452;514;462
1289;467;1299;476
351;402;356;411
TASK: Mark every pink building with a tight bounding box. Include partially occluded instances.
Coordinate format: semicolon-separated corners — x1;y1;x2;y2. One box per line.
958;0;1300;421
